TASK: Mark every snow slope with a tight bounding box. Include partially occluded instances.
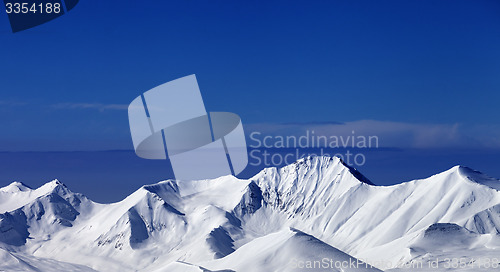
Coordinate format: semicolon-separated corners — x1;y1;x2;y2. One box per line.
0;156;499;271
234;158;500;269
202;228;382;272
0;247;97;272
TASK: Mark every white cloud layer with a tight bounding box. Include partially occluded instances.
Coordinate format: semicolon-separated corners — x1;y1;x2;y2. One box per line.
51;103;128;111
246;120;500;149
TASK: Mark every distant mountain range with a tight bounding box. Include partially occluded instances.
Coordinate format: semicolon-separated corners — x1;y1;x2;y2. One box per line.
0;156;499;271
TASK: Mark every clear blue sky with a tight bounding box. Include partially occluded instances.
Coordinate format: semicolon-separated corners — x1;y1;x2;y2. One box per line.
1;0;499;151
1;1;500;202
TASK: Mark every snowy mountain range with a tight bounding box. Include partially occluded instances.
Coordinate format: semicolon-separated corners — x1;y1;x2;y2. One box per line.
1;156;499;271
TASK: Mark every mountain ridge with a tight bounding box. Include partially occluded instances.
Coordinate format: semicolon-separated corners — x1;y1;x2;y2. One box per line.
0;156;499;271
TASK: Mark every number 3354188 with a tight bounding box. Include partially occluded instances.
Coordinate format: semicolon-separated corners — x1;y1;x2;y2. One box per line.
5;2;61;14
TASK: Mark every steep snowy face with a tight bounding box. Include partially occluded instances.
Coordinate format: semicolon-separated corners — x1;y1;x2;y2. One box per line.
93;187;187;251
462;203;500;234
0;179;94;247
254;156;372;214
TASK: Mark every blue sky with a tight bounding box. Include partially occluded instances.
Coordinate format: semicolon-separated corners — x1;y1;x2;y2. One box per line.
1;0;499;150
0;1;499;201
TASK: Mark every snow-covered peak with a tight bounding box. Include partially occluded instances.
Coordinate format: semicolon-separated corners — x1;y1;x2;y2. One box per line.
0;179;83;214
251;156;375;219
284;155;344;172
254;155;373;194
406;165;500;192
256;155;373;186
30;179;79;204
455;165;500;190
36;179;66;192
0;181;32;193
